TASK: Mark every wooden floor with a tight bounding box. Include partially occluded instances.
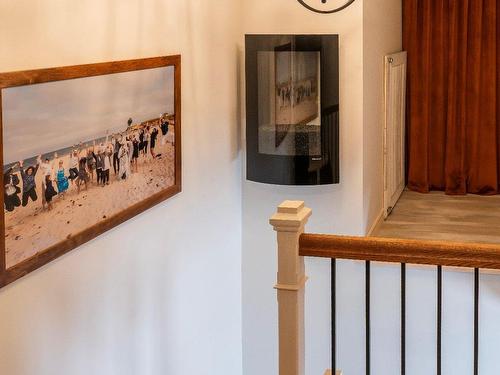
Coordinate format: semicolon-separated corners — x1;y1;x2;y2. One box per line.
373;190;500;244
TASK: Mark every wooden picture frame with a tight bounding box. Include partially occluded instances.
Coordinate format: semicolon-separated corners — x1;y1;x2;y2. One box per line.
0;55;182;288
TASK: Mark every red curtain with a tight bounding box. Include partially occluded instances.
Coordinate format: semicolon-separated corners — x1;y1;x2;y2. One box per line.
404;0;500;195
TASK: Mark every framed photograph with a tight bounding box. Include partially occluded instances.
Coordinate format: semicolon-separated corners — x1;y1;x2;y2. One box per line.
0;55;181;288
246;34;339;186
274;46;320;148
275;49;320;127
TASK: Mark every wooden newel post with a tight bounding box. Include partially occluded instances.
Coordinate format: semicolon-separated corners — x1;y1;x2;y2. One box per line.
270;200;312;375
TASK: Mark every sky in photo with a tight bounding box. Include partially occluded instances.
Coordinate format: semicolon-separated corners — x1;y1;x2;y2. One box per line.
2;66;174;164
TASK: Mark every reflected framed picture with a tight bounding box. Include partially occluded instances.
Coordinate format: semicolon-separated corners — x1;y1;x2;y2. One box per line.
246;34;339;186
275;50;320;125
0;55;181;288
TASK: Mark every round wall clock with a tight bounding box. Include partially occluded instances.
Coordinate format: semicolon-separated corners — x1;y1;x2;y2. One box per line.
297;0;356;14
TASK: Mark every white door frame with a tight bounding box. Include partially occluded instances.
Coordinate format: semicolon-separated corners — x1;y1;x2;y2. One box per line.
383;51;407;218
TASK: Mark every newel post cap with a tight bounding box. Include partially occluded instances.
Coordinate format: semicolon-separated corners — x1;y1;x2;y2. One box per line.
270;200;312;232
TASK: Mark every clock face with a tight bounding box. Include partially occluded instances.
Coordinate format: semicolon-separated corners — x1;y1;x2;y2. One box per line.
297;0;356;13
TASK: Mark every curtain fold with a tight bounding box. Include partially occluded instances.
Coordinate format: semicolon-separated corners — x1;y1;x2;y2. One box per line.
404;0;499;195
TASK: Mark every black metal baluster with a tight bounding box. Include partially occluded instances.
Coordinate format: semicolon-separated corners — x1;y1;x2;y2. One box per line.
366;261;371;375
331;259;337;373
437;266;442;375
474;268;480;375
401;263;406;375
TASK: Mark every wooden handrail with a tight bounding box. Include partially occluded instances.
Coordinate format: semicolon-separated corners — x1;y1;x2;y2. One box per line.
300;234;500;270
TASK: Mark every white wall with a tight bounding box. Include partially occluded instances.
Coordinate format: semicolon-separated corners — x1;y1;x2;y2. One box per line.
241;1;367;374
363;0;402;232
0;2;242;375
240;0;408;374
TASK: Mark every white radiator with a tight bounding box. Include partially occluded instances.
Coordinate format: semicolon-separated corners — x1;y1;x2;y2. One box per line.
383;51;407;218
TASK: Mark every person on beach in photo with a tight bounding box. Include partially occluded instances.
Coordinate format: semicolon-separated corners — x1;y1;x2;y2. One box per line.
102;146;112;185
150;126;159;158
126;136;134;167
76;151;90;194
143;126;150;157
132;134;139;173
69;150;79;184
97;132;111;185
4;167;21;212
44;174;57;211
19;159;40;207
139;128;145;153
56;160;69;198
118;139;130;180
160;116;169;146
112;136;121;176
86;145;96;183
94;150;104;186
40;155;55;210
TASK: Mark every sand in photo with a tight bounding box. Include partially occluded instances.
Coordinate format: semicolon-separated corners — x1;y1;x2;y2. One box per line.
4;129;175;268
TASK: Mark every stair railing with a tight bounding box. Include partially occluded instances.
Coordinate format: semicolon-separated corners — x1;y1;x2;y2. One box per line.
270;200;500;375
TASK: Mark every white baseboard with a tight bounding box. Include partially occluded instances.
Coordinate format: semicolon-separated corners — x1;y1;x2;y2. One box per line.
367;209;385;236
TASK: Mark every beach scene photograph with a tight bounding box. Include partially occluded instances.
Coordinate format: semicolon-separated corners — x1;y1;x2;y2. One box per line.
2;65;176;269
257;50;321;156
